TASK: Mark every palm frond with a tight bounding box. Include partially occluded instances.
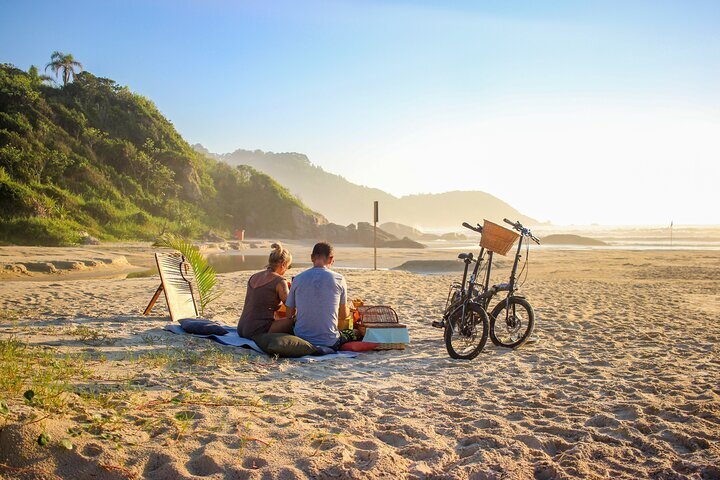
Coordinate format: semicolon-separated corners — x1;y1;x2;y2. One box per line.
155;233;223;315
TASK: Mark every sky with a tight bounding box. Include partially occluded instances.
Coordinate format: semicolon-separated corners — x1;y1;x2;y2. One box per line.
1;0;719;225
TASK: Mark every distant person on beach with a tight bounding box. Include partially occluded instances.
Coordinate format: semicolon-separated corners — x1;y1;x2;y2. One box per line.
285;242;349;349
237;243;294;338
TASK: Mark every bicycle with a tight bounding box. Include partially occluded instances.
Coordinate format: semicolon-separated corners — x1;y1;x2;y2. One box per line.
434;218;540;359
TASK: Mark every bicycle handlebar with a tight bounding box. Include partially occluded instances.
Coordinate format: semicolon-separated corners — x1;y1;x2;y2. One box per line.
503;218;541;245
462;222;482;234
503;218;520;229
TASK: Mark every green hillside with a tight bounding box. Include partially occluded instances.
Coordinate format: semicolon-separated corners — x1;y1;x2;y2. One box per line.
0;61;325;245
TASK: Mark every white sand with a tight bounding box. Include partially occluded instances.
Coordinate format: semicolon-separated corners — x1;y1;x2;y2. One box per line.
0;247;719;479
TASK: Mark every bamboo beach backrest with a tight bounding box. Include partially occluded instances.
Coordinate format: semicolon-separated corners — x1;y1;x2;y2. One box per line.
155;252;199;321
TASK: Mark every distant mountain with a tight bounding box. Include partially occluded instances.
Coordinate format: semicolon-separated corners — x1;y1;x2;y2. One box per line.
0;63;324;245
201;147;536;229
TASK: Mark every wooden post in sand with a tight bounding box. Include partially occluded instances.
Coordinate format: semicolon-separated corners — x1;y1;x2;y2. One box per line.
374;201;379;270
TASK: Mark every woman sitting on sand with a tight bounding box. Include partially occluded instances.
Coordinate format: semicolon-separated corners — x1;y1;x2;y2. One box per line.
237;243;294;338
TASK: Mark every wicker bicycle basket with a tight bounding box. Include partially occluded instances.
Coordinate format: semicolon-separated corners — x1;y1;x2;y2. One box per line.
480;220;520;256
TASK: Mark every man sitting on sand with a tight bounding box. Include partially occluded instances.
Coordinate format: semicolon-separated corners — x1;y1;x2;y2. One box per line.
285;242;349;349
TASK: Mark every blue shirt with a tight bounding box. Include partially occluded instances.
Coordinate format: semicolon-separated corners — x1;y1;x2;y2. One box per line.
285;266;346;347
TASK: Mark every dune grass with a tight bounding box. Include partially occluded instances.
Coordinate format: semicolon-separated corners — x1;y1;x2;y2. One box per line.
0;337;90;412
0;331;296;480
129;344;246;369
65;325;117;346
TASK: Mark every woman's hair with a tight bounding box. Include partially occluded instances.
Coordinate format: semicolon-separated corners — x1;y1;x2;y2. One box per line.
267;242;292;269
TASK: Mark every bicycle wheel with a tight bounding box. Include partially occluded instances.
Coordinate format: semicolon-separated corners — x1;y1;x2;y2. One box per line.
444;303;488;360
489;296;535;348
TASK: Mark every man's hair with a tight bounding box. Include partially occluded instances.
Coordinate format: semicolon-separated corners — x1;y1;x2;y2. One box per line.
311;241;334;258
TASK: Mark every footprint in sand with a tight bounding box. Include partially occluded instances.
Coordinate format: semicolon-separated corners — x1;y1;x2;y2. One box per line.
241;456;269;470
81;442;104;457
185;453;224;477
658;429;711;454
541;436;573;457
353;446;380;468
375;430;410;447
534;461;563;480
276;466;307;480
352;439;379;451
585;413;621;428
143;452;189;479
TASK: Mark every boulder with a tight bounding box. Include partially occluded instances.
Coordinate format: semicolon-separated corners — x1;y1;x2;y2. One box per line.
382;237;426;249
179;163;203;201
440;232;469;241
319;223;357;243
291;206;328;237
379;222;426;240
80;234;101;245
24;262;58;274
356;222;397;246
4;264;28;275
202;231;226;243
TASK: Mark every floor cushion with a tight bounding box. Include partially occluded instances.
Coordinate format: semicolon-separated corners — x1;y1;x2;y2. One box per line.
252;333;318;358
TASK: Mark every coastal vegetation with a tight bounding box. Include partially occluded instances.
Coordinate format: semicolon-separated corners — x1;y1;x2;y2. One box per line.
0;56;323;246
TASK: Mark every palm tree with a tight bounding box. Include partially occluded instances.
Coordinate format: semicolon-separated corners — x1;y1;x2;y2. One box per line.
45;51;83;86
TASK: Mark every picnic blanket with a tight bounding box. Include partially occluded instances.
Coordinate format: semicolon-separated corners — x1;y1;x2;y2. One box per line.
163;324;358;362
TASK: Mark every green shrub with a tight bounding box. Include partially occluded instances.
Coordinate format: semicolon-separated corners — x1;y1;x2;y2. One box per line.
81;198;119;225
0;217;82;246
0;170;41;218
128;210;150;225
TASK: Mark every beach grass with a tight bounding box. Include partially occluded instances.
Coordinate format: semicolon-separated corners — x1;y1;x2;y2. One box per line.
129;342;248;369
0;337;89;412
65;325;117;346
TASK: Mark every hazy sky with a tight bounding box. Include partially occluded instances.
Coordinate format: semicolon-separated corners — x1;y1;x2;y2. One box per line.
2;0;719;225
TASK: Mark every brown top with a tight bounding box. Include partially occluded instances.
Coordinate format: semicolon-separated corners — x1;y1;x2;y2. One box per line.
237;270;285;339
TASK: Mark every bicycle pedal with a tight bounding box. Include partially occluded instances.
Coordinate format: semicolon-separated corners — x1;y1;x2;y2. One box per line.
431;320;446;329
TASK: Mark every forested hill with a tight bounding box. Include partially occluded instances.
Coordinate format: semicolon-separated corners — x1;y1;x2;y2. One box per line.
0;63;325;245
211;147;536;228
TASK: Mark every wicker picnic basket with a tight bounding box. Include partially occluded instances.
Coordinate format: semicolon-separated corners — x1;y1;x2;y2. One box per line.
355;306;405;336
480;220;520;256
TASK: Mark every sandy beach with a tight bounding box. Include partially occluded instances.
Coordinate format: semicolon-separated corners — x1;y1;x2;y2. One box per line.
0;245;719;479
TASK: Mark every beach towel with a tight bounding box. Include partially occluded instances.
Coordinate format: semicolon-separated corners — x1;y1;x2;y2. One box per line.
163;324;358;362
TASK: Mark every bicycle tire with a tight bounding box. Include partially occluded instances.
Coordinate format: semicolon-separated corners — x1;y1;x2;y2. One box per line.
489;296;535;348
444;303;489;360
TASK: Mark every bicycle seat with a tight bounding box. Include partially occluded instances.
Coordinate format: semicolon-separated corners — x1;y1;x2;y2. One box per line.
458;253;472;260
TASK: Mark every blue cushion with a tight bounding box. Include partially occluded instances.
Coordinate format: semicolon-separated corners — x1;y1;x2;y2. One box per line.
179;318;228;336
313;345;338;356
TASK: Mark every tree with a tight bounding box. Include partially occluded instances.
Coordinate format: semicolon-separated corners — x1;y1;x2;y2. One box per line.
44;51;83;86
28;65;54;85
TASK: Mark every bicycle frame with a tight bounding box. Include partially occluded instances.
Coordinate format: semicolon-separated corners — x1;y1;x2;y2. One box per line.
444;224;528;320
438;218;540;354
